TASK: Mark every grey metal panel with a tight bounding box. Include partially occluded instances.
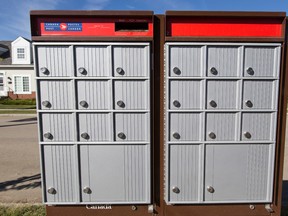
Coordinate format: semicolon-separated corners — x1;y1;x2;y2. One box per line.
114;80;149;110
37;46;73;77
75;46;110;77
170;113;201;141
244;46;280;77
43;145;76;203
205;144;272;202
207;46;240;77
78;113;111;141
115;113;148;141
77;80;111;110
170;80;202;109
169;144;200;202
39;80;73;110
206;113;237;141
207;80;238;109
243;80;276;109
80;144;149;203
242;113;275;141
113;45;149;77
169;46;203;77
41;113;74;142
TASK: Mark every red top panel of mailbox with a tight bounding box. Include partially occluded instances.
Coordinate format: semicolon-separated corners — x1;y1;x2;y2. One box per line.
166;11;285;38
31;11;153;37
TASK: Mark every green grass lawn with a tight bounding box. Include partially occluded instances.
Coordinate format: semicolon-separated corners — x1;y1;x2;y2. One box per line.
0;98;36;113
0;204;45;216
0;104;36;109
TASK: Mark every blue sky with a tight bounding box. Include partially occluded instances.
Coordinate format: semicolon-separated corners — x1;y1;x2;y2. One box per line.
0;0;288;40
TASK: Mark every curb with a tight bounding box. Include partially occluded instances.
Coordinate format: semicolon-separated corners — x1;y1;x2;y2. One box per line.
0;114;37;117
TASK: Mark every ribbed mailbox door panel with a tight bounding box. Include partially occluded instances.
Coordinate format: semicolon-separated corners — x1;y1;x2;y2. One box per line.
165;43;280;204
36;43;151;205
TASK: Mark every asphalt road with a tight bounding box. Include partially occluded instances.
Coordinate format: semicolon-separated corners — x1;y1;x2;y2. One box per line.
0;115;287;204
0;115;41;203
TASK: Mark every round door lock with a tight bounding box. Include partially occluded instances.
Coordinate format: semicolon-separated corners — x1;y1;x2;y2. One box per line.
210;67;218;75
42;100;51;108
172;186;180;194
118;132;126;140
40;67;49;75
245;100;253;108
79;100;88;108
246;67;254;75
83;187;92;194
173;100;181;108
173;67;181;75
116;67;124;75
208;132;216;139
117;100;125;108
44;132;53;140
207;186;215;193
78;67;87;75
244;131;252;139
172;132;180;140
81;132;90;140
209;100;217;108
47;187;56;194
131;206;137;211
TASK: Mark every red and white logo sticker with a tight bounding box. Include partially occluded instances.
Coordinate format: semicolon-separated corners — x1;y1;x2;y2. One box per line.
60;23;68;30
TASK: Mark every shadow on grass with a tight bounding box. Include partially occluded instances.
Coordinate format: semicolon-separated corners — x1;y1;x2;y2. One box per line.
0;174;41;192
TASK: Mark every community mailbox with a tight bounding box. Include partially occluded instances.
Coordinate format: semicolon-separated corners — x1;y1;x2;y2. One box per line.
31;10;153;207
31;10;288;216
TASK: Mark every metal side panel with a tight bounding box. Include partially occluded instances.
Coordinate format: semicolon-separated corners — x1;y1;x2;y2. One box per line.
170;113;202;141
43;145;77;203
41;113;74;142
169;45;204;77
205;144;273;202
206;113;238;141
114;113;149;141
76;80;111;110
79;144;150;203
243;80;278;110
168;144;201;203
113;45;149;77
39;80;73;110
241;112;276;141
36;45;73;77
170;80;203;110
244;46;281;77
75;45;111;77
207;46;241;77
114;80;149;110
78;113;112;142
206;80;239;109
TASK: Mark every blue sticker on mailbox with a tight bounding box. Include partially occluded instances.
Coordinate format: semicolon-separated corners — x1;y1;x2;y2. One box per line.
44;23;82;31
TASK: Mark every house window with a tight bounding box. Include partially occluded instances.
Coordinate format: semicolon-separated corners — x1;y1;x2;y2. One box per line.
0;73;3;91
14;75;30;94
17;48;25;59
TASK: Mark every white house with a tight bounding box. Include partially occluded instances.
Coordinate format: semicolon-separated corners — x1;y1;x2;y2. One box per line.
0;36;35;99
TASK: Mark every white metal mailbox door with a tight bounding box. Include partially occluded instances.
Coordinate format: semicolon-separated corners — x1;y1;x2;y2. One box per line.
80;145;150;203
204;144;274;202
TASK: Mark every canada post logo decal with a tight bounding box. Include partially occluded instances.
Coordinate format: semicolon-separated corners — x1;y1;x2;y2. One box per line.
44;23;82;31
